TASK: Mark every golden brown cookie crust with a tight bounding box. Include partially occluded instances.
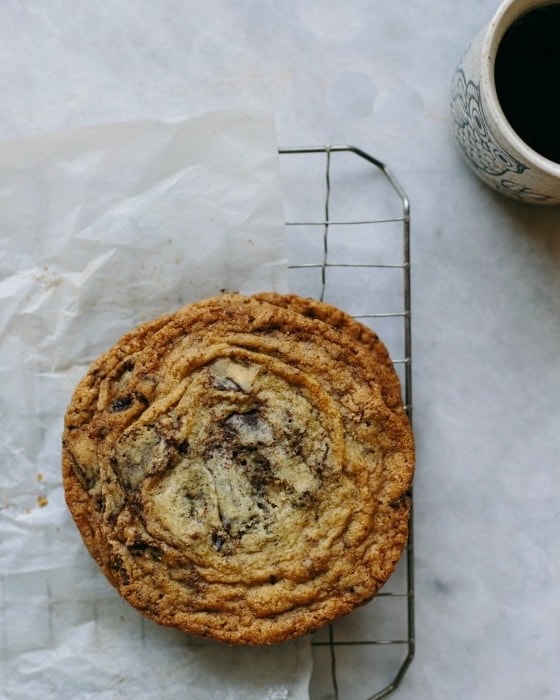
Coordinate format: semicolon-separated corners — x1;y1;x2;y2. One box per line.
62;293;414;645
253;292;405;413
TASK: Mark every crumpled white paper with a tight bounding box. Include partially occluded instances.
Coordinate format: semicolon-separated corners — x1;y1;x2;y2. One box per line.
0;111;311;699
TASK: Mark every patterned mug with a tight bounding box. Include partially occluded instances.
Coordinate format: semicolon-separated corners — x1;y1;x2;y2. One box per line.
450;0;560;205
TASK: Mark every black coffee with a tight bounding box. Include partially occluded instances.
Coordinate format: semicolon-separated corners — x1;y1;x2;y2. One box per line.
494;3;560;163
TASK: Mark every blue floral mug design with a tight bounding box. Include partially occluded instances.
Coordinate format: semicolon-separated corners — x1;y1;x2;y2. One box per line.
450;0;560;205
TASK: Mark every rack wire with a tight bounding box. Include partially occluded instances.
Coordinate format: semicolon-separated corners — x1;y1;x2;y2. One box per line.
278;145;414;700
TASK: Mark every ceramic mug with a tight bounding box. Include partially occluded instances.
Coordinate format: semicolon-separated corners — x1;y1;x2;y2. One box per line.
450;0;560;205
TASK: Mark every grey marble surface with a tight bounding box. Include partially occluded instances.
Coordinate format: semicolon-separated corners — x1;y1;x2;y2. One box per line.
2;2;560;699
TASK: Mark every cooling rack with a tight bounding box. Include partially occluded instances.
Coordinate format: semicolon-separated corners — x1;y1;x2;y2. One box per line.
278;146;414;700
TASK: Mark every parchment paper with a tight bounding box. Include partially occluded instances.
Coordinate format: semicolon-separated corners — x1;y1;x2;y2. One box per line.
0;111;311;699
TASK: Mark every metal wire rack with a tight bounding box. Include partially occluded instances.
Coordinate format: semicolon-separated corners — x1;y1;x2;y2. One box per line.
278;145;414;700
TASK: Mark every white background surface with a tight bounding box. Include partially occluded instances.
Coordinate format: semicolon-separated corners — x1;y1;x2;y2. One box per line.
1;1;559;699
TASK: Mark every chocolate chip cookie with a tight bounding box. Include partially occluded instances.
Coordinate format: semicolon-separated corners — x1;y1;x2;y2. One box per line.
62;293;414;645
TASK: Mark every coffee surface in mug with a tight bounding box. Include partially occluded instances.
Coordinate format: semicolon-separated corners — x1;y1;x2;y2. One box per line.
494;3;560;163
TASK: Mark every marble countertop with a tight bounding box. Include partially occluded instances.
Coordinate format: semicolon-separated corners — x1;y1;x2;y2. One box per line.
2;2;560;699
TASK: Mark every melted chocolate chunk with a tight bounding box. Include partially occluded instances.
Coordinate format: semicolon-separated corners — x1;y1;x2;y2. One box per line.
223;410;274;446
212;376;243;392
225;409;260;427
212;531;226;552
112;426;175;490
127;541;162;560
111;395;134;412
108;553;130;585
